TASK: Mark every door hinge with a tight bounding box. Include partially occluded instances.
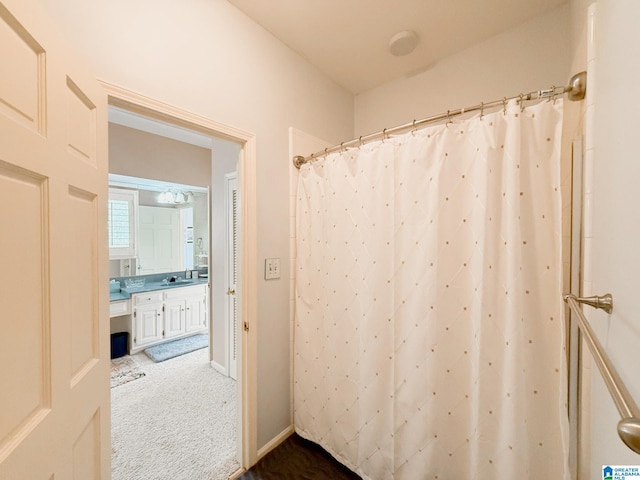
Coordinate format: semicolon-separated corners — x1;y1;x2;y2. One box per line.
162;305;165;312
133;311;136;318
243;322;249;332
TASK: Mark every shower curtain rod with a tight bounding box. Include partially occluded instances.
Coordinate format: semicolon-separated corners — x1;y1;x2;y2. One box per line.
293;71;587;169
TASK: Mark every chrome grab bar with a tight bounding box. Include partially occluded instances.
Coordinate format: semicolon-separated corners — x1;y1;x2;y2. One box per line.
564;294;640;454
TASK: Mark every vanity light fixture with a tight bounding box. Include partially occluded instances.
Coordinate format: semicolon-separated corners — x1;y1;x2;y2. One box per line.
158;189;192;204
158;190;174;204
174;191;186;204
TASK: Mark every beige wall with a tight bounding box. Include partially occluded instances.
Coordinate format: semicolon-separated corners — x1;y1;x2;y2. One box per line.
35;0;354;449
109;123;211;187
354;4;572;136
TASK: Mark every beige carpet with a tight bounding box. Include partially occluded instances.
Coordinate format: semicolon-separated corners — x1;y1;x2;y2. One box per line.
111;348;240;480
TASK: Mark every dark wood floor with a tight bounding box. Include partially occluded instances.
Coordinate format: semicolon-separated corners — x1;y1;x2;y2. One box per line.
238;433;361;480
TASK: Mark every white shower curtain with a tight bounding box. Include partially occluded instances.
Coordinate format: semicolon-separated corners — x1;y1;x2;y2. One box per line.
294;99;569;479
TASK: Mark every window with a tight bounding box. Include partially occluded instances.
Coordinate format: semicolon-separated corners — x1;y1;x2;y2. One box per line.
108;187;138;259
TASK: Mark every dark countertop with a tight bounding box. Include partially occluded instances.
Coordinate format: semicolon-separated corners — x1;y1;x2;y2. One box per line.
109;278;209;302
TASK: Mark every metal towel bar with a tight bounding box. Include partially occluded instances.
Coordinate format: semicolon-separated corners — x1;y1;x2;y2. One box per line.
564;293;640;454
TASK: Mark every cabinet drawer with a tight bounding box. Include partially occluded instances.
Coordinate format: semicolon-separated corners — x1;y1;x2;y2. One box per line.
133;291;163;306
109;300;131;317
163;284;207;301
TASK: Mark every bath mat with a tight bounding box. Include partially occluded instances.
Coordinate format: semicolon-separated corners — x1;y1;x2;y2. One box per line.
144;334;209;363
111;356;145;388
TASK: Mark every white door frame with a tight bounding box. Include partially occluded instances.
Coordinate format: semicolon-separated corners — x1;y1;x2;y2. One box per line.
100;82;258;469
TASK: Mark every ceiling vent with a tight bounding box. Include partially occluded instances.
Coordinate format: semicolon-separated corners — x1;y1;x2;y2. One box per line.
389;30;419;56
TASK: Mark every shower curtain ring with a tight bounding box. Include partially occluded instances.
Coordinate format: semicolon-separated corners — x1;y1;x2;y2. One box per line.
382;128;387;143
519;93;525;112
359;136;363;149
446;110;451;126
412;120;417;135
340;142;345;153
480;102;484;119
502;97;507;115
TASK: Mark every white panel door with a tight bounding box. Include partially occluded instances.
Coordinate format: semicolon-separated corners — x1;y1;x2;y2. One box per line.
0;1;109;478
226;173;239;380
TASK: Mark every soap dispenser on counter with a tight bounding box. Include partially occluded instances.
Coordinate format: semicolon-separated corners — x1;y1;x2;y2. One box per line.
109;279;121;293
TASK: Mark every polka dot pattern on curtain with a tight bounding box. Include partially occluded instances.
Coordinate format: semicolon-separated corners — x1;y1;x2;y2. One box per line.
294;99;569;480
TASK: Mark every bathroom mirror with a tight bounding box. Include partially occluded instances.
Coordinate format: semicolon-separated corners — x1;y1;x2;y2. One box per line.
108;174;209;277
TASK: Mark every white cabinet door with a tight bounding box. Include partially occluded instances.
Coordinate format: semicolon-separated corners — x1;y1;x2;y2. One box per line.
164;299;186;338
0;1;110;477
133;304;163;347
185;295;206;332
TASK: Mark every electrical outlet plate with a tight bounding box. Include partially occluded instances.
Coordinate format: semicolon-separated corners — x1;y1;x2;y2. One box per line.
265;258;280;280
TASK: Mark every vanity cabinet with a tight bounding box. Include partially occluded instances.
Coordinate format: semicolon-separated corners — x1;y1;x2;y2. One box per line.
131;284;208;353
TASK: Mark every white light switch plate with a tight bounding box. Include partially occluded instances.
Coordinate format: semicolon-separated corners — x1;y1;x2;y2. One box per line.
265;258;280;280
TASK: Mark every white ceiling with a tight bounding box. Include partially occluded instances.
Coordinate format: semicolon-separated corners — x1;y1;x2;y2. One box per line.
226;0;567;94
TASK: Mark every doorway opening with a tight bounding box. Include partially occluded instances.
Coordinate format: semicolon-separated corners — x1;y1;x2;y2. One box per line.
103;82;258;476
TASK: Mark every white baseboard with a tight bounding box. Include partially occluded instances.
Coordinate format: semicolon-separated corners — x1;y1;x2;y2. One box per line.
210;360;227;376
257;425;294;461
